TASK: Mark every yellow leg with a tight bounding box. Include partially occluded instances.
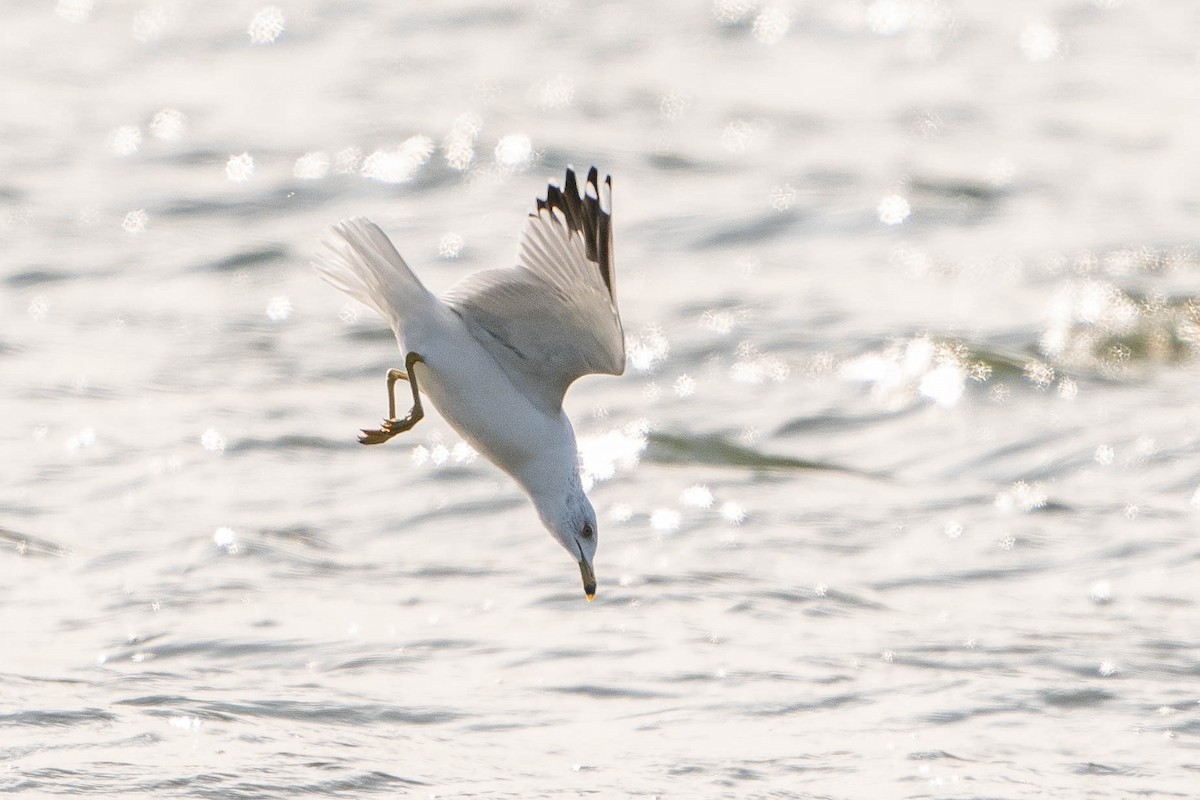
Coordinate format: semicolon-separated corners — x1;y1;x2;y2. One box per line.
359;352;425;445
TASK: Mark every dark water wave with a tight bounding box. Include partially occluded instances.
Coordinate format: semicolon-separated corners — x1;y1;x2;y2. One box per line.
114;696;464;727
190;245;290;274
227;434;357;454
0;526;68;558
0;708;117;727
4;267;79;288
646;431;885;476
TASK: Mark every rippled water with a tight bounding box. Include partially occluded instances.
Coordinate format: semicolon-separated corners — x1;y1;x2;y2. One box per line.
4;1;1200;797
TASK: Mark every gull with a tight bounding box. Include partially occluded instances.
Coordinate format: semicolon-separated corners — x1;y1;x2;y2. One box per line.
315;167;624;601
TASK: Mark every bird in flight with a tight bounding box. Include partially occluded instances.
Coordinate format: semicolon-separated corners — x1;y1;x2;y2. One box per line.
315;167;624;601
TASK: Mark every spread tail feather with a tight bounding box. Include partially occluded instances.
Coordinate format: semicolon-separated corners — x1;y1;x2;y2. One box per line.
313;218;430;330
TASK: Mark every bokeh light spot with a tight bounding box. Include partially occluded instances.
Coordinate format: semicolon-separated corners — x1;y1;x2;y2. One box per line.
294;152;331;179
362;136;434;183
752;6;790;44
122;209;149;234
681;485;714;509
650;508;681;533
201;428;226;453
226;153;255;182
266;296;292;322
438;232;464;259
495;134;534;170
248;6;286;44
109;125;142;156
213;526;238;553
877;194;911;225
1019;24;1061;62
150;108;186;140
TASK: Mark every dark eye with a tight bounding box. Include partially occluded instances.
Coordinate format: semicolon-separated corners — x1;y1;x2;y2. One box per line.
581;524;594;539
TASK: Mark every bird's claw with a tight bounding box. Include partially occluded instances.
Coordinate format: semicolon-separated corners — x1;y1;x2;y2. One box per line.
357;415;416;445
357;428;391;445
359;419;396;445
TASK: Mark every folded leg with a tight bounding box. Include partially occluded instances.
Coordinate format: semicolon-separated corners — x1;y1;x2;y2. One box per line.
359;352;425;445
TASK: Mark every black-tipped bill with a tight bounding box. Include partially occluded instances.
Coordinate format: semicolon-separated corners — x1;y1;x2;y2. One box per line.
579;558;596;602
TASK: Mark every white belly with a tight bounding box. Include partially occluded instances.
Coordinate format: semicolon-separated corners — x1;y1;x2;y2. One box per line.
402;315;570;483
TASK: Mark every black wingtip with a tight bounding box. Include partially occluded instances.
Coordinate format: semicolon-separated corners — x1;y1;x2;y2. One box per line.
533;165;615;299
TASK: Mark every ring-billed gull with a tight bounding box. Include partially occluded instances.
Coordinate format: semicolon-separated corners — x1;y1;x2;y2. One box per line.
315;167;624;600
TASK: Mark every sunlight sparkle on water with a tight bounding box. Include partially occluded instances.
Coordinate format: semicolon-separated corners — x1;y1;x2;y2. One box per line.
266;296;292;322
495;134;534;171
430;444;450;466
362;136;434;183
1019;24;1061;62
720;501;746;525
867;0;910;36
248;7;285;44
64;427;96;452
751;6;791;45
721;120;761;154
994;481;1047;513
650;508;682;533
1023;360;1055;388
200;428;226;453
1090;580;1114;604
438;233;464;259
334;147;362;174
769;184;797;211
294;152;331;180
627;325;670;372
444;113;482;172
659;90;690;121
841;336;970;409
109;125;142;156
701;309;740;336
226;153;255;182
673;374;696;398
681;485;714;509
122;209;148;234
28;296;49;321
169;715;202;731
917;362;964;407
577;421;649;490
731;343;789;384
150;108;185;140
132;6;168;42
452;442;477;464
877;194;911;225
213;526;238;553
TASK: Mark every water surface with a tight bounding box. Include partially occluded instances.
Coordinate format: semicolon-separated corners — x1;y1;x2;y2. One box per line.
3;1;1199;797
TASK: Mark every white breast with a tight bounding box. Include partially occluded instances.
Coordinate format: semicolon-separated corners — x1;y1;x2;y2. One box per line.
402;309;572;484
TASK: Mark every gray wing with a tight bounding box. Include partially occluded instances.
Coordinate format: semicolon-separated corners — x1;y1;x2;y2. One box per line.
442;166;624;415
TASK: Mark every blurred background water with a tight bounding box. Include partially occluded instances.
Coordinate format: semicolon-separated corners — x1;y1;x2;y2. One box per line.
3;0;1200;797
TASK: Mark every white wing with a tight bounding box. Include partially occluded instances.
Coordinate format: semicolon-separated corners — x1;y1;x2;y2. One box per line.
442;167;624;415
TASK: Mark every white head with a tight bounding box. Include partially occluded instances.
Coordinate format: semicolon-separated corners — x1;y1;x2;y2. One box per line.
531;474;599;601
